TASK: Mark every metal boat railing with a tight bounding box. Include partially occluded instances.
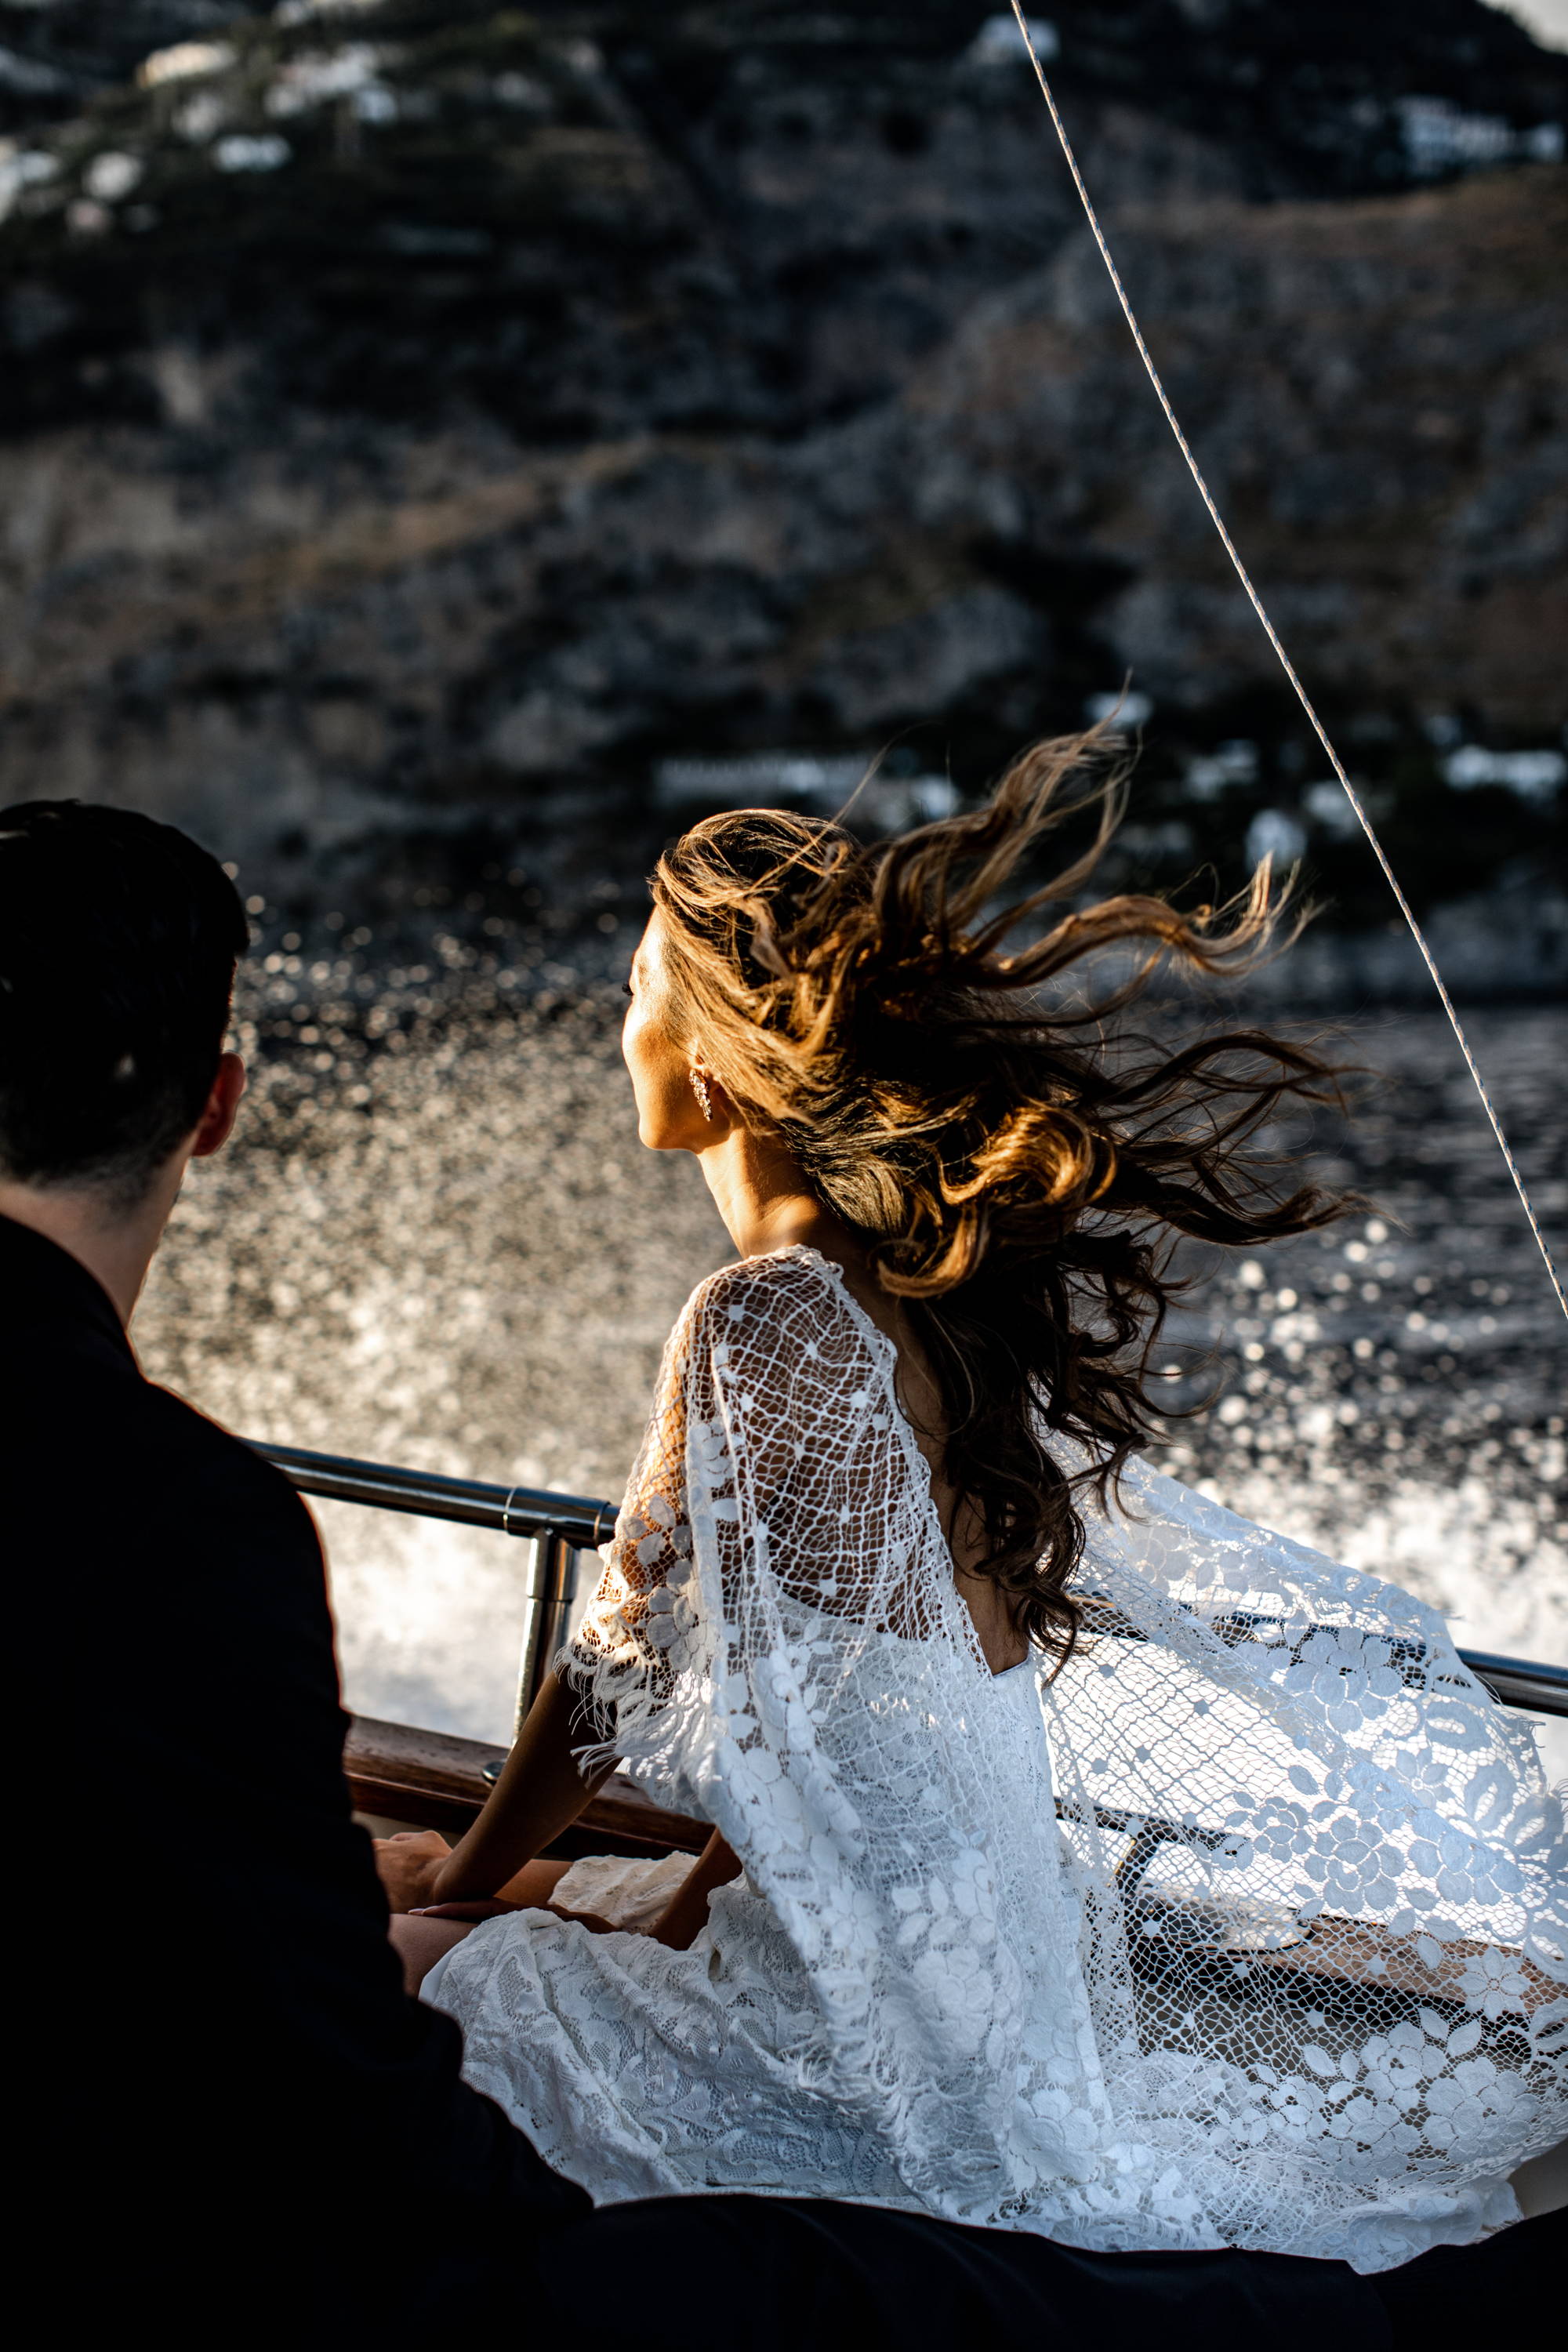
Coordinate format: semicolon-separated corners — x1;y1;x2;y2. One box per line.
256;1440;616;1729
253;1439;1568;1730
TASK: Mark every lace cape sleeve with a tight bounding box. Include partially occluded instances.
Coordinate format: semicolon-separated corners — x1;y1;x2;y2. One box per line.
564;1247;961;1802
1057;1450;1566;1977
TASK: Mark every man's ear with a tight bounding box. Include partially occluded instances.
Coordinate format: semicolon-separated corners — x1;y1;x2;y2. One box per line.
191;1051;246;1160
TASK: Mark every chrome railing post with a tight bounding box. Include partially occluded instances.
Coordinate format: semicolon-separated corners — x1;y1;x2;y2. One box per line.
514;1528;579;1736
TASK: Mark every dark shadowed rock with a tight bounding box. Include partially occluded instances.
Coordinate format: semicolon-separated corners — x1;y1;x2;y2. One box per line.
0;1;1562;954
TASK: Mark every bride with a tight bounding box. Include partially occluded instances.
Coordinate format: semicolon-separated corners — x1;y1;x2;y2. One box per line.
376;734;1565;2272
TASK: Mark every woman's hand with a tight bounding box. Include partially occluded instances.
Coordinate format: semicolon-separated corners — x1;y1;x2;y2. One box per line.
374;1829;453;1915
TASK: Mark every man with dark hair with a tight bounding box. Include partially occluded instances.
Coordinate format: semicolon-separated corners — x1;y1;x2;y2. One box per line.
3;801;1544;2341
4;801;580;2326
1;801;250;1296
0;800;250;1203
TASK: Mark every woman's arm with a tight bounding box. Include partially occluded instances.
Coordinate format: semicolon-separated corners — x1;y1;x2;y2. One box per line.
374;1667;618;1913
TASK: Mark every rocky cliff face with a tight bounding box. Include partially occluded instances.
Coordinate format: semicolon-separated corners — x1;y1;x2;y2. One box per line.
1;2;1563;947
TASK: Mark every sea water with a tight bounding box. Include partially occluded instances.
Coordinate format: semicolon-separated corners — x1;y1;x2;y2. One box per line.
134;985;1566;1779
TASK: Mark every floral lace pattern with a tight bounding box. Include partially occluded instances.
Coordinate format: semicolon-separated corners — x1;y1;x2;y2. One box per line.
425;1248;1566;2270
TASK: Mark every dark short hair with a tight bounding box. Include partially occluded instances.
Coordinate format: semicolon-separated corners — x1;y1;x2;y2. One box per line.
0;802;249;1199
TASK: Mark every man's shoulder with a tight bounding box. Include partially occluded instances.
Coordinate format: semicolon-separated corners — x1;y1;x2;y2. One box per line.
15;1327;316;1555
139;1381;314;1530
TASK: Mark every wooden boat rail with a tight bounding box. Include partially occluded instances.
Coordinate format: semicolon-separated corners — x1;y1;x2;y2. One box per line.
253;1438;1568;1880
346;1714;711;1859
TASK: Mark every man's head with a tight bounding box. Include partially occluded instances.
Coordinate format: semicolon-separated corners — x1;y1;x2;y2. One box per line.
0;802;249;1311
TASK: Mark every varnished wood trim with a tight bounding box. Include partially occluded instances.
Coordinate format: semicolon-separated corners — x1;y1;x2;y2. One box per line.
343;1715;710;1858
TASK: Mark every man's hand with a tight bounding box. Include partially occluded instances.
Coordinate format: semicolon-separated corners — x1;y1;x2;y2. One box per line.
374;1829;453;1914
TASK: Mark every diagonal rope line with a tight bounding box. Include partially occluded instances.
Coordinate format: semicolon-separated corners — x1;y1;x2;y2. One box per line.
1006;3;1566;1323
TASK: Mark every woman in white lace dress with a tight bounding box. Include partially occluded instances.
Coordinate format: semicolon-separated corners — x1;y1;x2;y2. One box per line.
378;735;1565;2274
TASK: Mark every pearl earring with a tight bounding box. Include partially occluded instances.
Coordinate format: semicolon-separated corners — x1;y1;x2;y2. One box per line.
691;1069;714;1122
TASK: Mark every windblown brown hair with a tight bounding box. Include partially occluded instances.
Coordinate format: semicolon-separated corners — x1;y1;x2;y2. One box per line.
652;730;1355;1664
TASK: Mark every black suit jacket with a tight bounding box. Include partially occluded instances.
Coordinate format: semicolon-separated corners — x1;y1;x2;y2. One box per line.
5;1213;583;2322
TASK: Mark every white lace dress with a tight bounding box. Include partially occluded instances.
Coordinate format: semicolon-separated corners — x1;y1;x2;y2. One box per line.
423;1247;1566;2271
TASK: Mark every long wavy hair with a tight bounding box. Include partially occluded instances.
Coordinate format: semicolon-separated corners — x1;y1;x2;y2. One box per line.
652;730;1355;1663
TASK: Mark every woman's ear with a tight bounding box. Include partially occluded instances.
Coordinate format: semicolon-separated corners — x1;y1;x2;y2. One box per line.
690;1064;742;1139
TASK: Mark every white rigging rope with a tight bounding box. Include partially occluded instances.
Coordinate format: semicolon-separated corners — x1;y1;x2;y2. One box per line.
1006;2;1566;1325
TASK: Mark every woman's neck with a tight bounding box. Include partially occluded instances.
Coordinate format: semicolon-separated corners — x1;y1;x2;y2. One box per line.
694;1127;910;1370
695;1126;851;1265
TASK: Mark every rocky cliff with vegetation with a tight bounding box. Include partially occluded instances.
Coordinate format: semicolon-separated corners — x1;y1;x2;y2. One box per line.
2;1;1563;981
